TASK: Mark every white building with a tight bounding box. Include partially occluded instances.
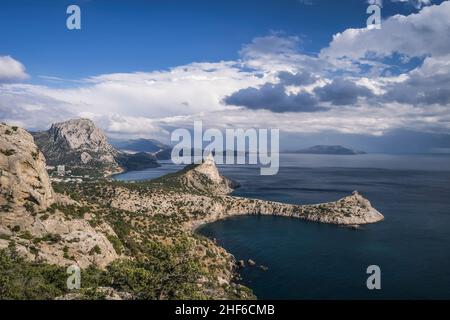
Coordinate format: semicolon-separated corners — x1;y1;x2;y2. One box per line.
57;165;65;176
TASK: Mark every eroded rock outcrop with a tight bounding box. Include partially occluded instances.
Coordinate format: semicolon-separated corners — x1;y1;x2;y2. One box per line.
0;123;55;210
32;118;159;176
0;123;118;268
187;154;236;194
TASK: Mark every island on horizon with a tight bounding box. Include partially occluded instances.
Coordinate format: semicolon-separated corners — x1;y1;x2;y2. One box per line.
290;145;367;155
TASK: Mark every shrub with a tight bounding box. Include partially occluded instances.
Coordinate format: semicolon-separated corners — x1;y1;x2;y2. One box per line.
1;149;16;156
0;247;67;299
101;239;204;299
106;235;123;255
89;245;102;255
40;233;62;244
63;246;70;259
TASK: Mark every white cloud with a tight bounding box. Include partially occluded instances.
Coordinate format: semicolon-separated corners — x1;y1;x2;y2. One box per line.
321;1;450;63
0;56;29;82
391;0;432;9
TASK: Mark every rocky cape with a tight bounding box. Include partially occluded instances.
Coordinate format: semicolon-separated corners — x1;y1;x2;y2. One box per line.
101;156;384;231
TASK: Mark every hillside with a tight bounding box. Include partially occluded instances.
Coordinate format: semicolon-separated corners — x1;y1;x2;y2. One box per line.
0;123;118;271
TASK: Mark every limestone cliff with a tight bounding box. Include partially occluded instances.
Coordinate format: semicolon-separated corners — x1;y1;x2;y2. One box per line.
149;154;237;195
1;123;55;210
32;118;159;176
0;123;118;268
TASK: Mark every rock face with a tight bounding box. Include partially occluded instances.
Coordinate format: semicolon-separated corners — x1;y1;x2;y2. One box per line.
190;154;236;194
32;119;159;176
0;123;118;268
49;118;116;153
0;123;55;210
0;207;119;269
32;119;121;175
153;154;237;195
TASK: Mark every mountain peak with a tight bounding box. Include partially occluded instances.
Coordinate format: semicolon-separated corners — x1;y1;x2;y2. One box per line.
193;154;223;184
49;118;114;152
32;118;160;176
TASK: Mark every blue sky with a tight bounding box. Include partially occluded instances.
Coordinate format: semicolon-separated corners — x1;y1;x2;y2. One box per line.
0;0;440;80
1;0;450;153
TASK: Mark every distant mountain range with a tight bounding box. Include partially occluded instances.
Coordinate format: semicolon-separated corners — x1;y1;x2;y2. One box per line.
291;145;366;155
110;138;172;160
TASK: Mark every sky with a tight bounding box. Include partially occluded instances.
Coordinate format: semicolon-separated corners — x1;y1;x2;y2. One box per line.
1;0;450;153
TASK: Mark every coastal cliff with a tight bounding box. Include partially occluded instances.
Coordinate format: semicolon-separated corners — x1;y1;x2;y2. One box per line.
185;191;383;230
96;157;383;231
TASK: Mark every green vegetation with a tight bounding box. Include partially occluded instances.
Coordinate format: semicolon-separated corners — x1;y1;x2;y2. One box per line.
31;150;39;160
0;165;255;300
63;246;70;259
106;235;123;255
38;233;62;244
47;203;89;219
89;245;102;255
1;149;16;156
0;246;67;300
24;201;35;215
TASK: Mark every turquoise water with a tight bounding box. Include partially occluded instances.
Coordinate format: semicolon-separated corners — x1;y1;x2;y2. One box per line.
116;154;450;299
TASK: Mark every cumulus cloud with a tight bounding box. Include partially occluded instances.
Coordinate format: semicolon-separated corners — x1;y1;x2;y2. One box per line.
383;55;450;105
224;83;321;113
224;70;326;112
0;56;29;82
240;33;328;74
0;61;266;137
314;79;374;106
321;1;450;63
391;0;432;9
277;71;318;86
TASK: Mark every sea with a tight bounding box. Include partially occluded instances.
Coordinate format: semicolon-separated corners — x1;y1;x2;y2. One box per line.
113;154;450;299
